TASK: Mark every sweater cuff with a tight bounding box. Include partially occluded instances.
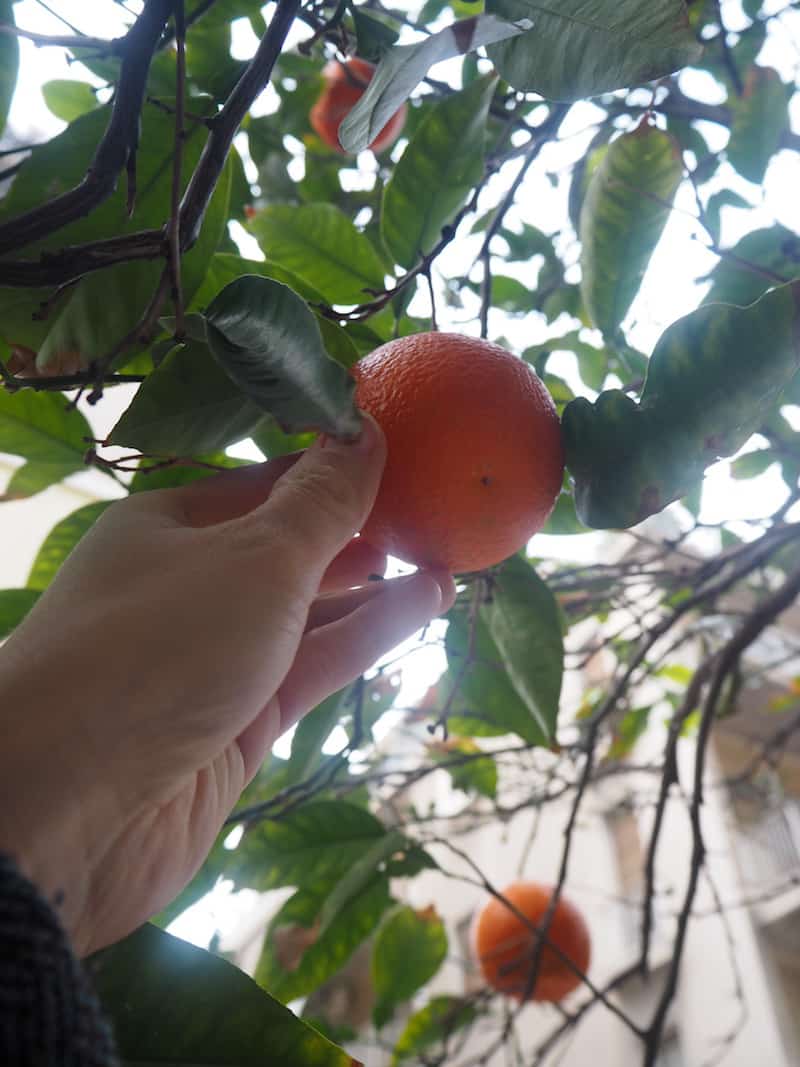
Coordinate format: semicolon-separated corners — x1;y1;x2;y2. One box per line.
0;852;119;1066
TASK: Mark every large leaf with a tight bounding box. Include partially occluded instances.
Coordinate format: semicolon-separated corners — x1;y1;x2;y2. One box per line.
485;555;563;742
249;203;386;304
0;588;40;640
372;907;448;1028
109;339;266;453
727;66;789;184
190;252;328;310
381;75;497;270
580;122;683;337
255;875;392;1003
443;610;549;745
226;801;389;891
90;923;358;1067
28;502;110;591
0;389;93;498
339;15;532;153
703;226;800;308
205;275;361;437
0;0;18;134
563;281;800;528
392;996;477;1064
486;0;702;100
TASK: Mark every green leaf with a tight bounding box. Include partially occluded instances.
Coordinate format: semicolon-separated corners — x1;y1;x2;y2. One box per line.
226;800;389;891
563;281;800;528
317;830;408;938
90;923;355;1067
286;690;348;786
430;737;497;798
372;907;448;1028
0;0;18;135
730;449;775;480
41;80;98;122
381;74;496;270
392;996;477;1064
607;705;652;759
205;276;361;438
28;502;110;591
251;417;315;459
486;0;702;100
727;66;788;184
540;490;590;535
129;453;251;494
339;15;530;153
109;340;266;454
352;9;400;62
249;204;386;304
444;609;549;745
256;875;392;1003
191;252;328;310
484;556;563;742
2;460;82;501
0;589;40;640
703;226;800;308
703;189;751;247
0;389;93;496
580;122;683;337
0;102;229;368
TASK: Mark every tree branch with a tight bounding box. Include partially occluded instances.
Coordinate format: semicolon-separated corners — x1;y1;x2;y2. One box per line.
0;0;173;258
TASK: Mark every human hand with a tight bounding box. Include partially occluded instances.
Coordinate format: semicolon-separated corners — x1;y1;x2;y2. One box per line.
0;418;455;955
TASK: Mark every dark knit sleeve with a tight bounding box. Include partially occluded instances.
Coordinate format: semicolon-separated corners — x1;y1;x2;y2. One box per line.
0;853;119;1067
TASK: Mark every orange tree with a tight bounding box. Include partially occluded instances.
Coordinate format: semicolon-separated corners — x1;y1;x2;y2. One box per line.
1;1;800;1064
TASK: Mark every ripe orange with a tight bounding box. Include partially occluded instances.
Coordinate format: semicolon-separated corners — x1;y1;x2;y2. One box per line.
353;332;564;574
472;881;590;1002
310;57;407;154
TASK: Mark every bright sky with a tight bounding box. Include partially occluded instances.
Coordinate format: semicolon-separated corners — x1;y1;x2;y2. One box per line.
3;0;800;947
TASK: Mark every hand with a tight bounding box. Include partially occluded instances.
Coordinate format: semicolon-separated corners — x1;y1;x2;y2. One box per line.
0;418;455;955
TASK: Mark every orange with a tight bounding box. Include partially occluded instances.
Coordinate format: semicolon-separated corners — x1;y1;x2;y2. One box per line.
353;332;564;574
310;57;407;154
472;881;590;1002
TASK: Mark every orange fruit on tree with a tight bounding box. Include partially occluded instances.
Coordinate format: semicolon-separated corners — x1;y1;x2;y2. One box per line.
472;881;590;1002
310;57;407;154
353;332;564;574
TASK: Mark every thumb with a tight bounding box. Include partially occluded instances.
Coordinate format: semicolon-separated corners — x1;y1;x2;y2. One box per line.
240;414;387;589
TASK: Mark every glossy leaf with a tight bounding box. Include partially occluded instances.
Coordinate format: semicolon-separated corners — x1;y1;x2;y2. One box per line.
580;122;683;337
0;0;18;134
255;875;392;1003
109;339;266;454
382;75;496;269
249;203;386;304
205;275;361;437
727;66;788;184
226;800;389;891
90;923;357;1067
392;996;477;1064
563;281;800;528
190;251;328;310
444;609;549;745
485;556;563;742
41;80;98;123
27;502;110;591
486;0;701;100
0;389;93;496
372;906;448;1028
0;588;40;640
339;15;531;153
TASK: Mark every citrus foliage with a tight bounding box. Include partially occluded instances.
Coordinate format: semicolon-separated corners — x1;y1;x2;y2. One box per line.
1;0;800;1063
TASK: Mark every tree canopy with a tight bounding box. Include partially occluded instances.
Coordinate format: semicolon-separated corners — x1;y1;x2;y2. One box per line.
1;1;800;1064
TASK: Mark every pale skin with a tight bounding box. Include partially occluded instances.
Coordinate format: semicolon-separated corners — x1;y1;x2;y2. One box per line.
0;416;456;956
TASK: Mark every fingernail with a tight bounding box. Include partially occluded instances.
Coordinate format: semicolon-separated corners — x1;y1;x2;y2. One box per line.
427;571;457;613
